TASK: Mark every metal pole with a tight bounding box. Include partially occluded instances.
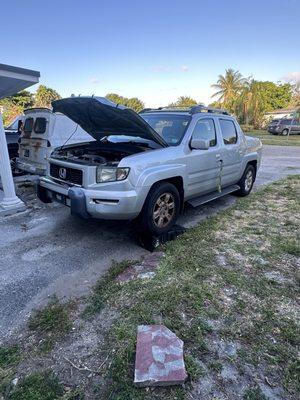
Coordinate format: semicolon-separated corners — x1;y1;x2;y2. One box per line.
287;114;294;142
0;113;25;214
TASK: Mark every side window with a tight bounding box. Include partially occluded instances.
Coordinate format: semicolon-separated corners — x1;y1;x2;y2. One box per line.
24;117;34;134
192;118;216;147
219;119;237;145
34;117;47;134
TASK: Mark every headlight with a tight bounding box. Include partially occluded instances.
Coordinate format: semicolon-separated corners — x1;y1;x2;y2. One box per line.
96;167;130;183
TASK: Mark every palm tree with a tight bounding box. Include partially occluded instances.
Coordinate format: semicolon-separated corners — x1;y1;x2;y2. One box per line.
236;78;253;124
211;69;246;111
169;96;198;107
237;80;268;127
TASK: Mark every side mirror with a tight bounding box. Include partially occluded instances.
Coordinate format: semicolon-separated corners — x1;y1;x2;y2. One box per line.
190;138;210;150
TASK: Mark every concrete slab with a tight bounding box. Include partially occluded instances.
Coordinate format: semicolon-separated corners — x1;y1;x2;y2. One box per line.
134;325;187;387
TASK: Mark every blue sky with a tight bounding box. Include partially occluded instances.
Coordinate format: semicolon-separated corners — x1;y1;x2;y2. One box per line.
2;0;300;106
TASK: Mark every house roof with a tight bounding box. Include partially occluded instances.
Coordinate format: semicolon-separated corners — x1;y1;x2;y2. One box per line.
265;108;296;115
0;63;40;99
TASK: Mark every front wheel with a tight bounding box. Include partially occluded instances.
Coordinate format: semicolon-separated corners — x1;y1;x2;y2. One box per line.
281;129;289;136
139;182;180;236
236;165;256;197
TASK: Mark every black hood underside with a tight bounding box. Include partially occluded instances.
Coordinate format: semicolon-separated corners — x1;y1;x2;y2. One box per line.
52;96;168;147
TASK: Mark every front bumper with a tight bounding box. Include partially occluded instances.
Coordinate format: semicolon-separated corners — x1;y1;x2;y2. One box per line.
267;128;280;135
38;177;146;220
16;159;46;175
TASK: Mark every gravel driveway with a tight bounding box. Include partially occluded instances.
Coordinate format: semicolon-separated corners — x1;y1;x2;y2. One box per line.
0;145;299;342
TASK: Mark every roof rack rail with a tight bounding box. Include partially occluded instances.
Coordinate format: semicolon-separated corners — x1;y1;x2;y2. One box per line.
190;105;230;115
139;106;191;113
139;105;230;115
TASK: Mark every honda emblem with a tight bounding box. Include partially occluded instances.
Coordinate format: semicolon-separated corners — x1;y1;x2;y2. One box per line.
59;167;67;180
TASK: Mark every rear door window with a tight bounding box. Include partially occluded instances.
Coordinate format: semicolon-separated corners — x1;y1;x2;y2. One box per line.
24;118;34;134
34;117;47;133
219;119;238;145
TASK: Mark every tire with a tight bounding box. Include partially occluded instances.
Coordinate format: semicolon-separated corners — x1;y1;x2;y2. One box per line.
139;182;180;236
236;165;256;197
281;129;289;136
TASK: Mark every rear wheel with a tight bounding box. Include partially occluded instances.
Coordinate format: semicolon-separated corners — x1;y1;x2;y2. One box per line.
236;165;256;197
140;182;180;236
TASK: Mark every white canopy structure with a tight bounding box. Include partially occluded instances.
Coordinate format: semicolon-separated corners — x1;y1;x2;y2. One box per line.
0;63;40;215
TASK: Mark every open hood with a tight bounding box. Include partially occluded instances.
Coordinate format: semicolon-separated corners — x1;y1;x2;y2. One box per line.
52;97;168;147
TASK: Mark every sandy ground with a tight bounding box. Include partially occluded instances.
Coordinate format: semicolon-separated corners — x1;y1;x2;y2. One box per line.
0;145;299;342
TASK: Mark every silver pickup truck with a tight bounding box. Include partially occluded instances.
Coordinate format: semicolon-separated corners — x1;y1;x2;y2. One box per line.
37;97;262;235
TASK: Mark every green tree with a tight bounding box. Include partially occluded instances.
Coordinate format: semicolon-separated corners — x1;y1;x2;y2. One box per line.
125;97;144;112
236;80;293;127
34;85;61;108
169;96;198;107
290;82;300;107
105;93;126;105
211;68;246;112
6;90;34;108
0;90;34;125
0;99;23;126
208;100;223;109
105;93;144;112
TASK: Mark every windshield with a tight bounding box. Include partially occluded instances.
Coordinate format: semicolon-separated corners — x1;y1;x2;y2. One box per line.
101;135;162;149
141;113;191;146
280;119;292;125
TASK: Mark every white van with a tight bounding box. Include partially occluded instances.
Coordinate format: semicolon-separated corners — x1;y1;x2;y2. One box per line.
16;108;92;175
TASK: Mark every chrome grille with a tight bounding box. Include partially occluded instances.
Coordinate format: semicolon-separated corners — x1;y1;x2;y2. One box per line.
50;163;83;186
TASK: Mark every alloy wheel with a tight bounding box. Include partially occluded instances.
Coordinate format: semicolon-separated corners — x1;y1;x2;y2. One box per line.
152;192;175;228
245;170;253;191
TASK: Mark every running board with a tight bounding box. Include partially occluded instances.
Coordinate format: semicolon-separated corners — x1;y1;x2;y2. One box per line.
187;185;240;208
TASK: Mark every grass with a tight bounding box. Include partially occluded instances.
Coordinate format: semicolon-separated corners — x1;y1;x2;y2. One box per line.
27;296;74;352
1;176;299;399
0;346;20;369
28;296;72;335
246;129;300;146
8;371;64;400
243;387;267;400
83;259;137;318
84;175;300;399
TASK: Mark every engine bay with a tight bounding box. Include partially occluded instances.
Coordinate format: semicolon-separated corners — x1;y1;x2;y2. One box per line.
51;140;150;166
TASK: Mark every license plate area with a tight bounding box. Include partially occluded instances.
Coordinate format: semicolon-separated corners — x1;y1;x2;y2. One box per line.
24;149;30;157
52;192;70;207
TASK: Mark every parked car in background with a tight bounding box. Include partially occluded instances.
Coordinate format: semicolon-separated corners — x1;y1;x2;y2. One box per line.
267;119;280;133
4;115;24;159
16;108;93;175
37;97;262;235
268;118;300;136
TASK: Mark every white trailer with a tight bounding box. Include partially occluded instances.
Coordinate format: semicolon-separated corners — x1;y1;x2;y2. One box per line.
16;108;93;175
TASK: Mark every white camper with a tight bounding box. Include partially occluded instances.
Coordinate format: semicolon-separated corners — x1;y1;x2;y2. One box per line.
16;108;92;175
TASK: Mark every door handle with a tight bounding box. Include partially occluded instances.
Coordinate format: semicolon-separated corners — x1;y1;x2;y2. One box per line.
216;153;221;158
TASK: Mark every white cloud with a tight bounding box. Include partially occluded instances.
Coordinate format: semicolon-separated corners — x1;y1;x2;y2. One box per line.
281;71;300;83
180;65;189;72
90;77;100;84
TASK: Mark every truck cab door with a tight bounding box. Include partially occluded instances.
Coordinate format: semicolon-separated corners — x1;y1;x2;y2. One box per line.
217;118;245;187
186;117;221;198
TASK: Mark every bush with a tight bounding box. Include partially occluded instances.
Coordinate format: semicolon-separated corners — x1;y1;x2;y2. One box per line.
240;124;254;132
